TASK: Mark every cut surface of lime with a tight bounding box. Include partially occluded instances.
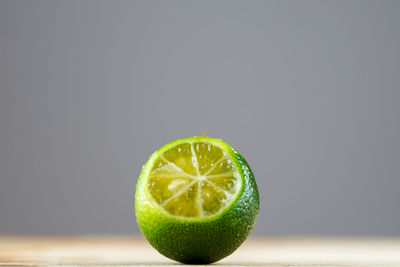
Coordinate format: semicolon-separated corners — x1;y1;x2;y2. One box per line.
147;141;241;218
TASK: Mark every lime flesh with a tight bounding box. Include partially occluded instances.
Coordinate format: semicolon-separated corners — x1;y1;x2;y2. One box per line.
147;141;241;218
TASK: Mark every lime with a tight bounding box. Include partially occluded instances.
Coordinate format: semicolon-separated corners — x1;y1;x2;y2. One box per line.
135;136;259;264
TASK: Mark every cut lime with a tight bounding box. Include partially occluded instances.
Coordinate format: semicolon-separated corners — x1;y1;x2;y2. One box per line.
135;137;259;264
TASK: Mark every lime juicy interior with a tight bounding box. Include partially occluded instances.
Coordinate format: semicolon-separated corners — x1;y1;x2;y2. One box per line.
147;142;241;218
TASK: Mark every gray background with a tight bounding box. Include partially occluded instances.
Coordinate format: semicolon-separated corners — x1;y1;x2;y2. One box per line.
0;0;399;236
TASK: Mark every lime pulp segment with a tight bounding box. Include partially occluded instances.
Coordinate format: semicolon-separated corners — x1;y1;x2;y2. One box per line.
147;142;241;218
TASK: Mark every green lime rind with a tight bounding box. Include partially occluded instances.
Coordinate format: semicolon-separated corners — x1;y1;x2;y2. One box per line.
135;136;259;264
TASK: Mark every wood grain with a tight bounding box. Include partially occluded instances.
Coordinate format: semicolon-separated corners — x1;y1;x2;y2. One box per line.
0;236;399;266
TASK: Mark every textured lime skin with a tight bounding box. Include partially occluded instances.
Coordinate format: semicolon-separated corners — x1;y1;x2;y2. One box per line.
135;137;259;264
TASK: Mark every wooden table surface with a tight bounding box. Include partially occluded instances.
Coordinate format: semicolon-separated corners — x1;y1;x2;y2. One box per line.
0;236;399;266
